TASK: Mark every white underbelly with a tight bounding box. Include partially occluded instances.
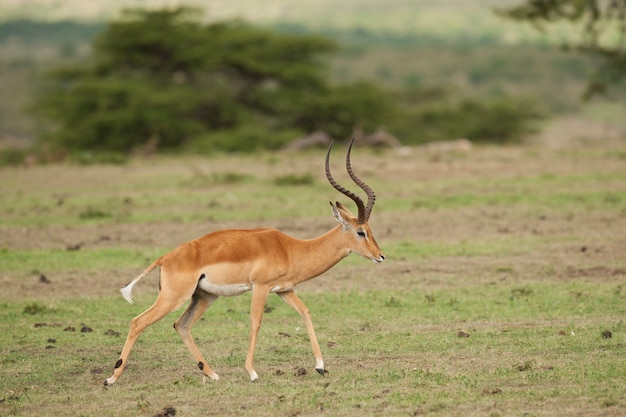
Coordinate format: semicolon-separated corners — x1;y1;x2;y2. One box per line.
198;280;252;296
197;280;292;296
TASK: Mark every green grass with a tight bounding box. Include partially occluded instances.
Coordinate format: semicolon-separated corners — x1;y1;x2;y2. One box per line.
1;283;625;416
391;189;626;213
2;159;624;227
385;236;542;259
0;247;160;275
385;170;626;212
0;161;331;226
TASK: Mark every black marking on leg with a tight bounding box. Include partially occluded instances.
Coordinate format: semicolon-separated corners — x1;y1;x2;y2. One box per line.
316;368;327;376
198;273;206;281
198;362;204;371
114;359;123;369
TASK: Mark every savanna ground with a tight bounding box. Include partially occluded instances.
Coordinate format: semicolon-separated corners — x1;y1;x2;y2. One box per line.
1;136;625;416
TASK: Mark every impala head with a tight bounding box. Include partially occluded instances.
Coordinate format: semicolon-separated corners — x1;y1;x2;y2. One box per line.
326;138;385;263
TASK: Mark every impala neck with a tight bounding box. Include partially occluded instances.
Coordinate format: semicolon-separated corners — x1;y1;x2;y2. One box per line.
292;225;351;284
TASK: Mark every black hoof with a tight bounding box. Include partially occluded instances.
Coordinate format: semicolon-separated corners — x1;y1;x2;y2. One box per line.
316;368;328;376
103;380;108;386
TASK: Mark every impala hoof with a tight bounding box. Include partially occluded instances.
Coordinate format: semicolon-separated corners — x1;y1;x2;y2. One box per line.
202;373;220;384
316;368;327;376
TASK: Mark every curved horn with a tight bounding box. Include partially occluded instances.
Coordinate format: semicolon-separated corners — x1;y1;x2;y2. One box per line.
346;137;376;222
325;139;367;224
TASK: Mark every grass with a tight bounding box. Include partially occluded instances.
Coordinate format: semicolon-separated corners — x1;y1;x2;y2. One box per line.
0;235;544;275
0;158;330;226
1;144;626;416
1;284;624;416
0;247;160;275
2;153;625;227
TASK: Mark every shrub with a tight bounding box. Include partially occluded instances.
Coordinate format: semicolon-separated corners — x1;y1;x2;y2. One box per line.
31;7;392;154
0;148;26;166
392;88;546;145
186;126;302;154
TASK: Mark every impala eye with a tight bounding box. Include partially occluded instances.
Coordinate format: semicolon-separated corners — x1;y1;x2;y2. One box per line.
357;230;366;238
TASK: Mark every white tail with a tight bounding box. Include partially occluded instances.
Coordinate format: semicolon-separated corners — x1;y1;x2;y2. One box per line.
120;281;137;304
119;259;161;305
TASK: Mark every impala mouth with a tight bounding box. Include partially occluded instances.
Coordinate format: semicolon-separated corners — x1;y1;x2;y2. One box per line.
371;254;385;263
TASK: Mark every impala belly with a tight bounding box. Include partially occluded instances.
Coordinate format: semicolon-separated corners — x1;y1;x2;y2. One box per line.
197;281;292;296
197;263;253;296
196;260;294;296
198;279;252;296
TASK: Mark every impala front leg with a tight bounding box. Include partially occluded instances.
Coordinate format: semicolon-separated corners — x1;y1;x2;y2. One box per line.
278;290;325;375
245;284;271;381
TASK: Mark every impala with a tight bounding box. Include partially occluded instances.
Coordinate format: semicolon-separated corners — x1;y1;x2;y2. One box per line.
104;138;385;386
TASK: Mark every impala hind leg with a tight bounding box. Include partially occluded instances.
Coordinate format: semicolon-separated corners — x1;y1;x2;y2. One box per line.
174;291;220;382
105;290;191;385
278;290;325;375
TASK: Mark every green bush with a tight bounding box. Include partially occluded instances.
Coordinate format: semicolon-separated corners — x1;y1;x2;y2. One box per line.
0;148;26;166
31;7;392;154
392;88;545;145
186;126;302;154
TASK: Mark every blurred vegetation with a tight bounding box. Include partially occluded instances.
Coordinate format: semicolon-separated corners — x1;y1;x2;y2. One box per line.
29;7;393;155
0;19;103;46
0;3;605;159
498;0;626;99
391;88;545;145
0;148;26;166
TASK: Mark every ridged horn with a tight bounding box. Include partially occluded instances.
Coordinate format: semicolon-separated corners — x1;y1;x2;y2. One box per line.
325;138;375;224
345;137;376;222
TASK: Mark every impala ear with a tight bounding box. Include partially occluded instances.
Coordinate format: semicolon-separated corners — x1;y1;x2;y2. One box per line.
330;201;354;228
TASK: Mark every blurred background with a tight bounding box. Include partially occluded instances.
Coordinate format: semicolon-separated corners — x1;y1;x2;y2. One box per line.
1;0;625;163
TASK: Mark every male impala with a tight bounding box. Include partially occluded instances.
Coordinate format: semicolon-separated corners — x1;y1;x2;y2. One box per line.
105;139;385;386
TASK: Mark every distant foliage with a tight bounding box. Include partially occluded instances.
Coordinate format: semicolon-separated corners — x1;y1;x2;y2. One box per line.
27;6;549;155
498;0;626;99
32;7;391;154
0;19;103;45
0;148;26;166
391;87;546;144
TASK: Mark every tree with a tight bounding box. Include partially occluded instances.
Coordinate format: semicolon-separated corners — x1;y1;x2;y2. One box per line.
497;1;626;98
32;7;391;153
